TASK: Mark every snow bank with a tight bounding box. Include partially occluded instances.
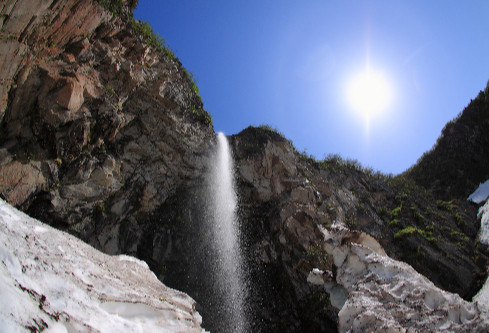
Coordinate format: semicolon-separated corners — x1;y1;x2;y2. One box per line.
308;225;489;332
473;198;489;326
0;199;203;332
468;179;489;204
477;199;489;245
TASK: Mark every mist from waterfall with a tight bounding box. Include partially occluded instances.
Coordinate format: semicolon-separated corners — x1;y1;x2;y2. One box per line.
205;132;248;332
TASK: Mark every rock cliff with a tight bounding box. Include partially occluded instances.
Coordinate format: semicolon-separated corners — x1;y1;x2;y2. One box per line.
0;0;213;252
1;1;488;332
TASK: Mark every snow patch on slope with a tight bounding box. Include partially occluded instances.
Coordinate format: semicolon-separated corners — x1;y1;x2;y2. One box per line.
476;199;489;245
473;198;489;323
308;225;489;332
0;199;203;332
468;179;489;204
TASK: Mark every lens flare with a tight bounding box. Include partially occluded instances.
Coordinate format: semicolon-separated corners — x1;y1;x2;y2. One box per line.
348;68;391;119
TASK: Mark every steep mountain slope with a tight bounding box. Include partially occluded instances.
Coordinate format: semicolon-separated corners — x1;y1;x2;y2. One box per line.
405;84;489;200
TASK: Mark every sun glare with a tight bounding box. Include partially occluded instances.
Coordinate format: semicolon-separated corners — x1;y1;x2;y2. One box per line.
348;69;391;119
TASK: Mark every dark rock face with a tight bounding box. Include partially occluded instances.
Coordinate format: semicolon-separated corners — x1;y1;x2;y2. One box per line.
405;87;489;200
231;128;338;332
1;1;489;332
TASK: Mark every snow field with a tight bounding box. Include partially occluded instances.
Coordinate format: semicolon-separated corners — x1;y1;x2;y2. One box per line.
0;199;202;332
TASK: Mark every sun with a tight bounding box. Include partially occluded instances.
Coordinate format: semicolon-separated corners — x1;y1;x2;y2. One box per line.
347;68;392;119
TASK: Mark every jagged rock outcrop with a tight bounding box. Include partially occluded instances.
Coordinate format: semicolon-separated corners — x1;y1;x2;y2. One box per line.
0;198;203;332
0;0;111;119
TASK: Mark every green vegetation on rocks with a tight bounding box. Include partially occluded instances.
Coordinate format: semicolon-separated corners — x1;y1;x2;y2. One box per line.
129;18;178;65
98;0;212;127
394;226;417;239
98;0;138;15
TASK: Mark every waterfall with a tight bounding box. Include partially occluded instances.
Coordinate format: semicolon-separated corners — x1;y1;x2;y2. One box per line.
205;132;248;332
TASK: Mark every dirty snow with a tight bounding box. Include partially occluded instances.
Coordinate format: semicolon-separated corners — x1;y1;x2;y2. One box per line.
474;269;489;328
473;198;489;325
309;225;489;332
0;198;203;332
476;198;489;245
468;179;489;204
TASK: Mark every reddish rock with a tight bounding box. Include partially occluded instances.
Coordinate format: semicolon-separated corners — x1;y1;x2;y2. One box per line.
62;53;76;63
75;72;103;99
0;39;27;120
0;0;112;117
0;160;47;206
54;78;84;111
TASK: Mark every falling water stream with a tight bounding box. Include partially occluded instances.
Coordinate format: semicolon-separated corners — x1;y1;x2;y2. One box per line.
205;132;248;332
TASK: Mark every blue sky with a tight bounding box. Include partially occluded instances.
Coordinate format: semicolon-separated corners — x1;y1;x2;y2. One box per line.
134;1;489;174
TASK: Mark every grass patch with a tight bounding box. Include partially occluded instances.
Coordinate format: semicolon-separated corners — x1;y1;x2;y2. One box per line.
130;20;165;53
394;226;417;239
188;105;212;126
257;124;284;137
306;243;330;268
388;219;399;226
129;18;178;64
449;229;469;242
290;150;392;182
128;16;207;125
437;199;457;212
390;205;402;219
326;202;338;217
376;205;389;218
455;212;463;227
418;229;439;244
181;67;205;107
414;211;425;223
98;0;138;15
345;213;358;230
105;84;116;96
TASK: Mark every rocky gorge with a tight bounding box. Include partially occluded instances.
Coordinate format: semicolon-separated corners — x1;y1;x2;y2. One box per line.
1;0;489;332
